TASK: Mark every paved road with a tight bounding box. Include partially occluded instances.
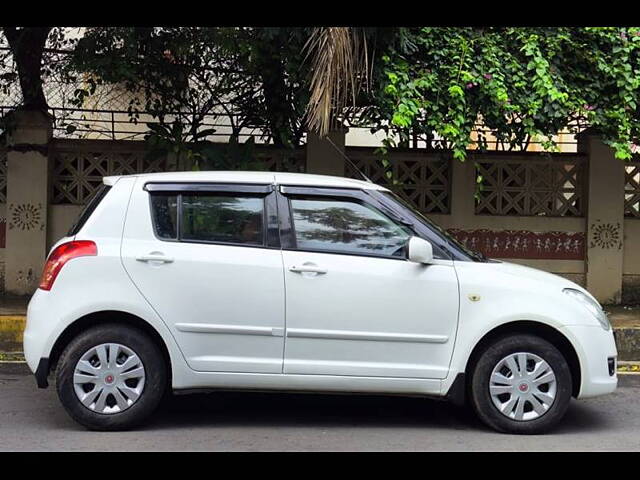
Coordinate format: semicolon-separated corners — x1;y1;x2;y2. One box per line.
1;364;639;451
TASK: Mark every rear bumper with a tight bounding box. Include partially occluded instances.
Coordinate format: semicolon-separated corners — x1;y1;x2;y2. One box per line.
34;358;50;388
560;324;618;399
23;289;54;374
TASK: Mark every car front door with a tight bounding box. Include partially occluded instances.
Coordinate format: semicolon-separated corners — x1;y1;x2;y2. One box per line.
278;186;459;379
121;179;285;374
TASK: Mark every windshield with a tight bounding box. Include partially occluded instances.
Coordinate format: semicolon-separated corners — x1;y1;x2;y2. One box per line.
378;190;487;262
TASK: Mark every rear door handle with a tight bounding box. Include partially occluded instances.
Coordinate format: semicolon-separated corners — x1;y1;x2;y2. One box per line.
136;254;174;264
289;265;327;274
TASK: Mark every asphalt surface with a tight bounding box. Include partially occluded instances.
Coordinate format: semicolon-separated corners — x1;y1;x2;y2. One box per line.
1;363;639;451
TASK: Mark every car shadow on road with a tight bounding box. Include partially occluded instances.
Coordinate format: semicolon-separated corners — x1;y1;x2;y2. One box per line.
142;390;614;435
148;391;481;431
554;402;612;434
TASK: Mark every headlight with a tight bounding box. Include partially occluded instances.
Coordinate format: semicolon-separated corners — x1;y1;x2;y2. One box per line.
563;288;610;330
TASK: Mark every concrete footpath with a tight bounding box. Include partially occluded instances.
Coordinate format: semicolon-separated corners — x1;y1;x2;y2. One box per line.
606;306;640;368
0;297;26;361
2;296;640;371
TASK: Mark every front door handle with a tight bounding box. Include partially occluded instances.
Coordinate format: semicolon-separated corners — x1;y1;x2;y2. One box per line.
136;254;174;264
289;265;328;274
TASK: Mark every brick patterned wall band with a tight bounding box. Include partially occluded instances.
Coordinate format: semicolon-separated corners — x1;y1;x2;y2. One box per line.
0;220;586;260
447;228;585;260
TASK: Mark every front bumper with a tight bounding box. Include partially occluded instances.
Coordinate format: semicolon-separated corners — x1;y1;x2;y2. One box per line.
560;324;618;399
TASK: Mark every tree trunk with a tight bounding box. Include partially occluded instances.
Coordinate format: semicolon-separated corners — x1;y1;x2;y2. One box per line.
3;27;51;111
253;32;295;148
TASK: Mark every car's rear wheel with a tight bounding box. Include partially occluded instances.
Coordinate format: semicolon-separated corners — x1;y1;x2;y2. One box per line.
469;334;572;434
56;324;166;431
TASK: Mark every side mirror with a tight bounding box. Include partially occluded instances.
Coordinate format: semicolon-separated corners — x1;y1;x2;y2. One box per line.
407;236;433;264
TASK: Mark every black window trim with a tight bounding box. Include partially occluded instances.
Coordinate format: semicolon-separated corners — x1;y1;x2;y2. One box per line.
146;182;280;250
67;184;112;236
278;185;427;262
144;182;273;195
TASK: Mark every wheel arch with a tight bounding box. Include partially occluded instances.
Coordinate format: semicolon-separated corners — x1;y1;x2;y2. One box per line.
464;320;581;398
47;310;172;387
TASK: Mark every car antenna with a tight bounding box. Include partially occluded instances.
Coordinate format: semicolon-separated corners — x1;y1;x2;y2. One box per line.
325;135;373;183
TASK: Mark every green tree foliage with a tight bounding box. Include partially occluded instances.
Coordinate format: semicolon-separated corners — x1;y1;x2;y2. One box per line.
359;27;640;160
64;27;315;169
69;27;311;148
4;27;640;165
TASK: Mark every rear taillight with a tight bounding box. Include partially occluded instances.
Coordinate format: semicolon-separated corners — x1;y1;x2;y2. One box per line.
39;240;97;291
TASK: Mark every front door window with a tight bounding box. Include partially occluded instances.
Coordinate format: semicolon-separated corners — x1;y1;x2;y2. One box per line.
290;197;412;258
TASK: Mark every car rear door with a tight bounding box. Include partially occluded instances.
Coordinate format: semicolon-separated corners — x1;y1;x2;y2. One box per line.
121;178;286;374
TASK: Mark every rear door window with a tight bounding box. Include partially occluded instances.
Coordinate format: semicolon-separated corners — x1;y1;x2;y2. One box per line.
181;194;264;246
150;194;178;240
149;191;266;247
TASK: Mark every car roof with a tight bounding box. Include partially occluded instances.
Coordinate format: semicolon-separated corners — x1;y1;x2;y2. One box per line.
103;171;388;191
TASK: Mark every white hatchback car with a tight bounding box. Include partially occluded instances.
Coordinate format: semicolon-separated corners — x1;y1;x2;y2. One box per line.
24;171;617;433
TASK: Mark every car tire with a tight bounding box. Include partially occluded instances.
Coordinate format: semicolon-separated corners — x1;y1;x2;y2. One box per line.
469;334;572;434
55;323;167;431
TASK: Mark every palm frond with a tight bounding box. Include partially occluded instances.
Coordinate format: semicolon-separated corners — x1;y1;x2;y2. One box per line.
303;27;369;137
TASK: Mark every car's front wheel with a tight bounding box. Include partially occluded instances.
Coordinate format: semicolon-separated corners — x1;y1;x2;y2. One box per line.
469;334;573;434
55;324;167;431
